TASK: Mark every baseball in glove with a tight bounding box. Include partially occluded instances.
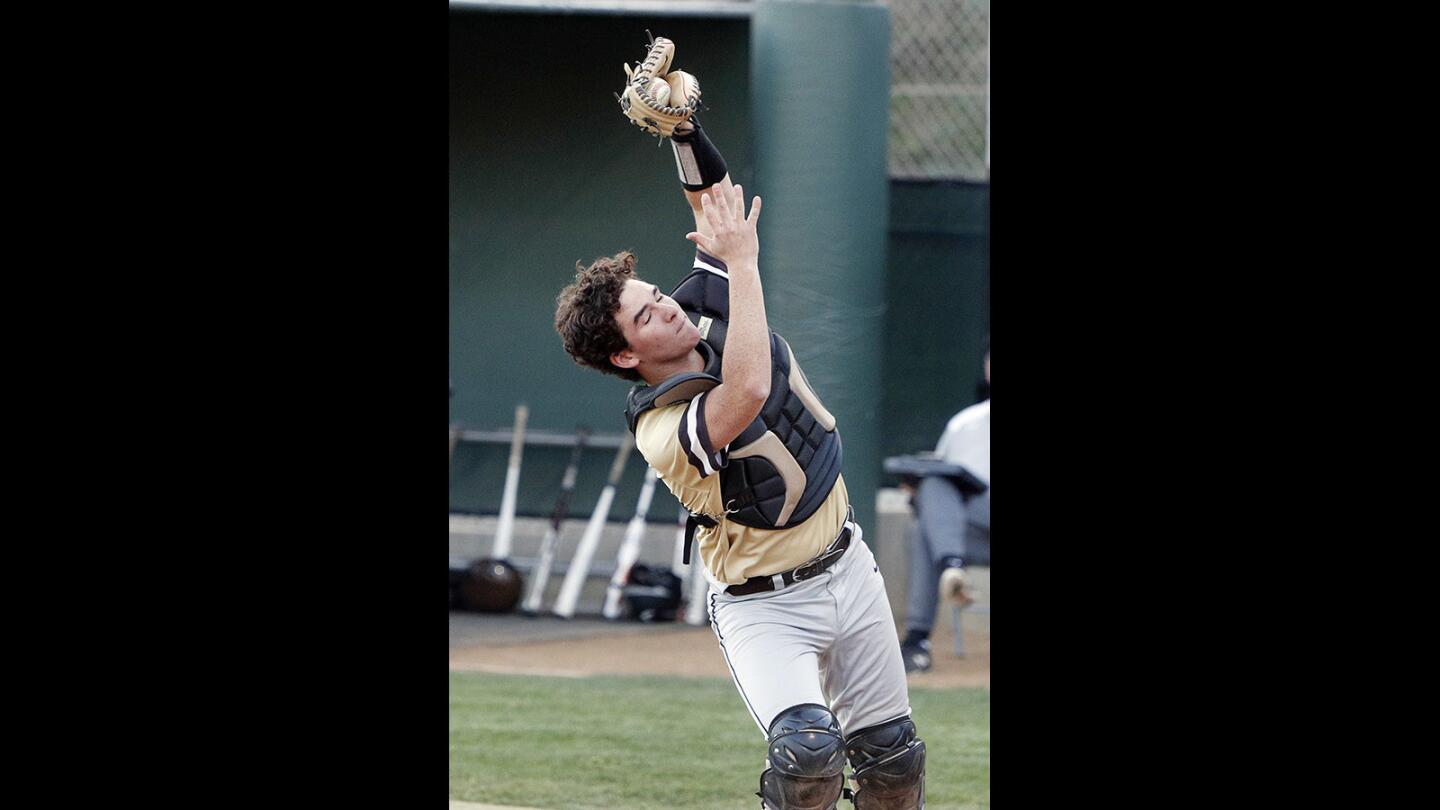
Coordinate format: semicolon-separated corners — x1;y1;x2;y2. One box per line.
618;33;702;138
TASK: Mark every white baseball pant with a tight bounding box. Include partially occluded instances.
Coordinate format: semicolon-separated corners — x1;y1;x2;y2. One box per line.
707;519;914;739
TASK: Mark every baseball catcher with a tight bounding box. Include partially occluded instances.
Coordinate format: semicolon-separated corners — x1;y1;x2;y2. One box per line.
555;34;925;809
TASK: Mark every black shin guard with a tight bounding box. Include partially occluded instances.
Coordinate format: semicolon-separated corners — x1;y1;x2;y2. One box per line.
671;119;729;191
758;704;847;810
846;716;926;810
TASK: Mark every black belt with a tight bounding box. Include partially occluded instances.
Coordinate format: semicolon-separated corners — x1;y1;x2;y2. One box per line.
725;510;854;596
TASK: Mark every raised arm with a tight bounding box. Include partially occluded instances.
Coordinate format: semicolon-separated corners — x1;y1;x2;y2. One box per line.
686;181;769;449
685;174;732;238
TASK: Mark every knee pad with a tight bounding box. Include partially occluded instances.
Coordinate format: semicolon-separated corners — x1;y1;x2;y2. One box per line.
758;703;847;810
845;716;926;810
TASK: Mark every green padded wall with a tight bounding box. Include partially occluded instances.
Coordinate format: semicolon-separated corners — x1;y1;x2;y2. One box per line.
750;0;892;533
880;180;991;460
449;9;752;519
449;7;989;537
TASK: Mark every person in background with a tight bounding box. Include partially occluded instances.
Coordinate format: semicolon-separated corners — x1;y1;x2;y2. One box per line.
900;342;990;674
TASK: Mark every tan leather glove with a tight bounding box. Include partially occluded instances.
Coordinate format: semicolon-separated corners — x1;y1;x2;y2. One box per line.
618;35;701;138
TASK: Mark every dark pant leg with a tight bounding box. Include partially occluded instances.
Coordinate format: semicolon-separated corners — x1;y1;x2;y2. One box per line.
961;488;990;566
904;520;938;635
904;477;968;634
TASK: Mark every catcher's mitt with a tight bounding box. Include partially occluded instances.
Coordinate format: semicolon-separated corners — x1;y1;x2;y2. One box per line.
618;34;701;138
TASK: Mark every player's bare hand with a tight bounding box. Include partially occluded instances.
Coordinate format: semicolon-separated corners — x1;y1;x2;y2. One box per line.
687;182;761;267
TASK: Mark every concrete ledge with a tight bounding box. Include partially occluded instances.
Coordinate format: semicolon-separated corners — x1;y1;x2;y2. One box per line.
451;489;990;622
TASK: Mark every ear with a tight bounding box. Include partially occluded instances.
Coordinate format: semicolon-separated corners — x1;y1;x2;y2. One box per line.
610;349;639;371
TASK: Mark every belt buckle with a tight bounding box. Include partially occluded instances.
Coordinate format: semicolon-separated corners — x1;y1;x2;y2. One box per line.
792;560;820;582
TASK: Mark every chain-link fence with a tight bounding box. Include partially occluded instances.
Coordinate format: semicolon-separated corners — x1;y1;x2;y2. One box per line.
888;0;990;180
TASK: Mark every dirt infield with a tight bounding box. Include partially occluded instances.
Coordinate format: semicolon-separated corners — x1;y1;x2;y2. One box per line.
448;603;988;689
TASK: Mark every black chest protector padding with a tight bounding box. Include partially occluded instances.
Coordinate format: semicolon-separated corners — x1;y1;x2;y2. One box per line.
626;264;843;530
720;333;844;529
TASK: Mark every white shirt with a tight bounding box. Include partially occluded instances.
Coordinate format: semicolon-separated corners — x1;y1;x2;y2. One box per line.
934;399;990;484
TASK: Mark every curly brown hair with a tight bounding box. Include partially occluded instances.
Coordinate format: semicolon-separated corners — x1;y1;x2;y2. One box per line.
554;250;642;382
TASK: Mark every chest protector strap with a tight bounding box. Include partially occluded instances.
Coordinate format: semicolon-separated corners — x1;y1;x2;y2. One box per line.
623;340;723;434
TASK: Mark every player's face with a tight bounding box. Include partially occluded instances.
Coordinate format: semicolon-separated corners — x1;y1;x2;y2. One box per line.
616;278;699;362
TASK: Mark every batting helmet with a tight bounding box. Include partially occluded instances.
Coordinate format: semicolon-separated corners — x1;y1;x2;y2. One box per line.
622;564;683;622
460;558;524;612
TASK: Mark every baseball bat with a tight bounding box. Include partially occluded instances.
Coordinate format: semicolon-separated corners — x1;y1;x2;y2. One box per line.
490;403;529;560
519;427;589;615
552;431;635;618
448;422;463;467
601;465;658;620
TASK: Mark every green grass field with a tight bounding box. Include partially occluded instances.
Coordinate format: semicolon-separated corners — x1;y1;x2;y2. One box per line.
450;672;989;809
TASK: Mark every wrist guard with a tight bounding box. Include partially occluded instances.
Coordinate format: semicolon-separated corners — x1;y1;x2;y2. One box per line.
671;120;729;192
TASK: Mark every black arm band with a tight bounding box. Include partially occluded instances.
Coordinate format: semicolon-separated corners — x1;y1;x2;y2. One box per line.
670;119;729;192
